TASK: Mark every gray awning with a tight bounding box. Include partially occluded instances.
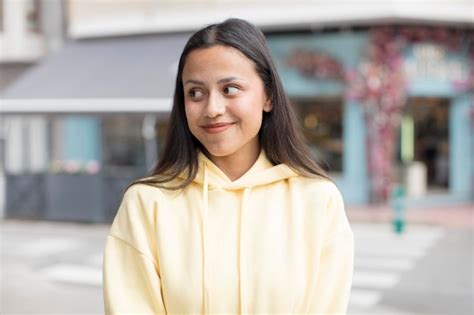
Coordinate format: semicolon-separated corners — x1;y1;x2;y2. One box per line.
2;33;191;100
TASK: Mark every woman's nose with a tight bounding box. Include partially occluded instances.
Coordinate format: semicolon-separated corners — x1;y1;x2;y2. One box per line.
205;92;226;118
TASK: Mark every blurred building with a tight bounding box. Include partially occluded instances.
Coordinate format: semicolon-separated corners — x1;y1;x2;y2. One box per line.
0;0;66;218
1;0;473;222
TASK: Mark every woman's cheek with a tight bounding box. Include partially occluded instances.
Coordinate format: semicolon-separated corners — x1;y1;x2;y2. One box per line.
184;104;198;122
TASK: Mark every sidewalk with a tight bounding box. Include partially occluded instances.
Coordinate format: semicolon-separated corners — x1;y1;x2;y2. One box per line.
346;203;474;229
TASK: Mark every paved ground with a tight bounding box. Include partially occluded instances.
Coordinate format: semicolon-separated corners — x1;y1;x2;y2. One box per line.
346;203;473;229
348;223;473;315
377;227;473;315
1;220;106;314
1;214;473;314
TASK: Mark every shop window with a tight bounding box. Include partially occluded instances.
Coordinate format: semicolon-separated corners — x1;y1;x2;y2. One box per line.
4;115;49;174
291;97;344;173
48;115;102;174
396;97;450;192
102;115;146;171
0;0;40;33
25;0;41;33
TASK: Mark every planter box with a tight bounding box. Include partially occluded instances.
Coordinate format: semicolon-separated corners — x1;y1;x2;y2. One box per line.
5;173;46;219
45;173;104;222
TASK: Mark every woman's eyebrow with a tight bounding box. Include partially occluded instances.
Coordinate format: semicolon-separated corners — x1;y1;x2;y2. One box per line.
184;76;244;86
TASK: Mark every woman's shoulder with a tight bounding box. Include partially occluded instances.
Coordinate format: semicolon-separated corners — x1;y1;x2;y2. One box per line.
124;181;160;194
290;175;339;192
289;175;343;204
123;178;185;201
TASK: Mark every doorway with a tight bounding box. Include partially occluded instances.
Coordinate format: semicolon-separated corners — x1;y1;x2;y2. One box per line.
397;97;450;194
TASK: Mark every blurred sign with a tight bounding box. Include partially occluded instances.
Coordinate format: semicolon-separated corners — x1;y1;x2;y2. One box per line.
404;43;468;83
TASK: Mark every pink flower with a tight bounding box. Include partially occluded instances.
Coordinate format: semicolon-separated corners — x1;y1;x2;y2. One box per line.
64;160;81;174
85;160;101;175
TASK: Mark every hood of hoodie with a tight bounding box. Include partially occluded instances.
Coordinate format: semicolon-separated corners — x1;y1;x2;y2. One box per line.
178;149;299;314
191;149;299;190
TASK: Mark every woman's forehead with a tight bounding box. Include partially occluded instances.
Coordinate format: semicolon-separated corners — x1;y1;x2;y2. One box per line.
182;46;257;80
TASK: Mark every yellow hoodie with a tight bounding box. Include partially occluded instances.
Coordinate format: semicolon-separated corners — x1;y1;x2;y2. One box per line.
103;149;354;314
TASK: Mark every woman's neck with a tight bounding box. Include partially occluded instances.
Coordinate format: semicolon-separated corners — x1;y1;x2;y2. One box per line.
205;143;261;182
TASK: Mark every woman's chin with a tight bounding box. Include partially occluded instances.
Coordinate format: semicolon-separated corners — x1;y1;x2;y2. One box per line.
202;145;237;158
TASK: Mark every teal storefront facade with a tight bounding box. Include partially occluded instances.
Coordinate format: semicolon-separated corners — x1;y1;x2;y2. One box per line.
266;28;473;207
267;31;370;205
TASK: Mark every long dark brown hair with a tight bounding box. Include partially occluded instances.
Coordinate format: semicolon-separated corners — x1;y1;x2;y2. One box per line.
126;18;331;192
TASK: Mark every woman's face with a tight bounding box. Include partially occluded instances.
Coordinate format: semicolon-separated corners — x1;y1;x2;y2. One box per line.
182;45;272;160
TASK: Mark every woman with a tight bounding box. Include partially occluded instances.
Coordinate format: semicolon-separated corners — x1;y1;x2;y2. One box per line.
103;18;354;314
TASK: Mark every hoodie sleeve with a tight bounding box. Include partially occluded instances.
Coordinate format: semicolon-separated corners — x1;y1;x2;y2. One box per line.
103;185;167;314
308;183;354;314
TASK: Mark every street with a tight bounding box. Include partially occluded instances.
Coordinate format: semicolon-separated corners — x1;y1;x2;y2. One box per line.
1;219;472;315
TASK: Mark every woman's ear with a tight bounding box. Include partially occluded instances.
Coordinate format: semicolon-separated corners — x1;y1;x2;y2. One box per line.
263;97;273;113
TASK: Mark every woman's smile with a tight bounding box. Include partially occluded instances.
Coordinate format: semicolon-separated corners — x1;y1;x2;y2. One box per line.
201;122;236;134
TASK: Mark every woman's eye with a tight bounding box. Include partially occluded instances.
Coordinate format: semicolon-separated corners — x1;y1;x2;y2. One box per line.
189;89;204;99
224;86;239;95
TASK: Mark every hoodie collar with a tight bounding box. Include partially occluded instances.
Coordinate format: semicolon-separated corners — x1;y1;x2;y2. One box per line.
194;149;298;190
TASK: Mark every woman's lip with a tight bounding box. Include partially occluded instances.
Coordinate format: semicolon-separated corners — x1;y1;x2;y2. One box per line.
202;123;235;134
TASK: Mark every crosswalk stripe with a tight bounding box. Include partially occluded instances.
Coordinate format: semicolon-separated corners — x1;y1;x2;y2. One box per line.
41;264;102;287
354;238;439;248
17;238;83;257
355;246;428;258
352;270;401;289
348;288;382;309
355;257;416;271
354;230;445;240
87;253;103;267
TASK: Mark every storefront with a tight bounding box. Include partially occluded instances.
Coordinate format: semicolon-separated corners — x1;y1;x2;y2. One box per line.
2;112;170;222
266;30;370;205
1;33;186;222
266;26;473;206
